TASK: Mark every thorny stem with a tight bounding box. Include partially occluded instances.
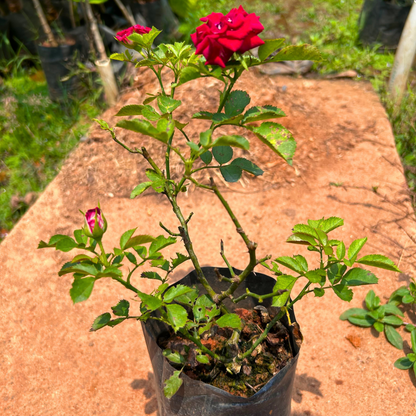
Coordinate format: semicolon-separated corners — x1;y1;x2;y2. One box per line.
110;133;143;154
220;240;237;279
159;222;180;237
169;196;218;301
208;179;259;302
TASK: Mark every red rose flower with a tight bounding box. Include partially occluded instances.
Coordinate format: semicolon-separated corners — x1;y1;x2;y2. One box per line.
190;5;264;68
116;25;152;44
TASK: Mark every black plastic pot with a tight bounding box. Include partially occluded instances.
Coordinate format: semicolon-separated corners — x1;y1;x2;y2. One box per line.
142;267;300;416
37;42;77;102
358;0;412;49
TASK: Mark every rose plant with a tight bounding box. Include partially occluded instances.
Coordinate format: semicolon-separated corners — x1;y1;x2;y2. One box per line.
39;5;401;407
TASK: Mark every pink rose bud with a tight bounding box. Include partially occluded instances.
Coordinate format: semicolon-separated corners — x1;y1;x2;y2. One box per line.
83;207;107;239
116;25;152;44
191;5;264;68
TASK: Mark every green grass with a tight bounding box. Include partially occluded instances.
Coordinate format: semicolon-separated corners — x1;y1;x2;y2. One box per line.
0;69;103;239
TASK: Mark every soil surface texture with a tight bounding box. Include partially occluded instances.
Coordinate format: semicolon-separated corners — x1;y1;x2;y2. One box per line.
2;69;416;416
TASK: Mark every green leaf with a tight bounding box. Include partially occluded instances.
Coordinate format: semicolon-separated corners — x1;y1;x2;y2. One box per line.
403;294;415;304
332;284;353;301
286;233;317;246
318;217;344;233
95;266;123;279
382;303;404;317
373;322;384;332
247;122;296;165
195;294;215;308
231;158;263;176
55;236;78;252
125;234;155;250
381;315;403;326
131;182;152;198
365;290;376;310
192;111;214;120
394;357;414;370
224;90;250;118
149;235;177;257
212;146;233;164
186;142;200;153
343;268;378;286
293;255;308;272
164;285;193;303
275;256;303;273
293;224;319;238
193;304;206;322
242;105;286;124
198;322;213;335
211;135;250;150
143;94;158;105
175;289;199;306
146;170;166;193
348;238;367;261
267;44;322;62
200;151;212;165
151;258;170;271
116;119;170;143
74;229;87;245
216;313;242;329
163;349;185;364
405;324;415;332
106;318;126;328
348;315;376;327
115;105;159;120
165;304;188;332
220;164;242;183
212;113;244;126
340;308;368;320
384;325;403;349
120;228;137;250
110;52;127;61
178;66;201;86
258;38;286;61
171;253;190;269
111;300;130;317
196;355;210;364
157;96;182;114
137;291;163;311
314;288;325;297
199;130;212;147
356;254;401;272
70;277;95;304
336;241;346;260
141;271;163;281
306;270;323;283
59;262;98;277
91;313;111;331
163;371;183;399
133;246;147;259
272;275;297;307
128;27;161;48
316;229;328;246
389;286;410;305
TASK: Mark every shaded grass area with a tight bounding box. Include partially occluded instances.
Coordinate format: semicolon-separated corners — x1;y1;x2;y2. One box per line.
176;0;415;194
0;69;103;239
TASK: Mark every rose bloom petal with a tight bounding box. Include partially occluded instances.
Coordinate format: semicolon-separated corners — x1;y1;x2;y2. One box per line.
85;207;103;233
